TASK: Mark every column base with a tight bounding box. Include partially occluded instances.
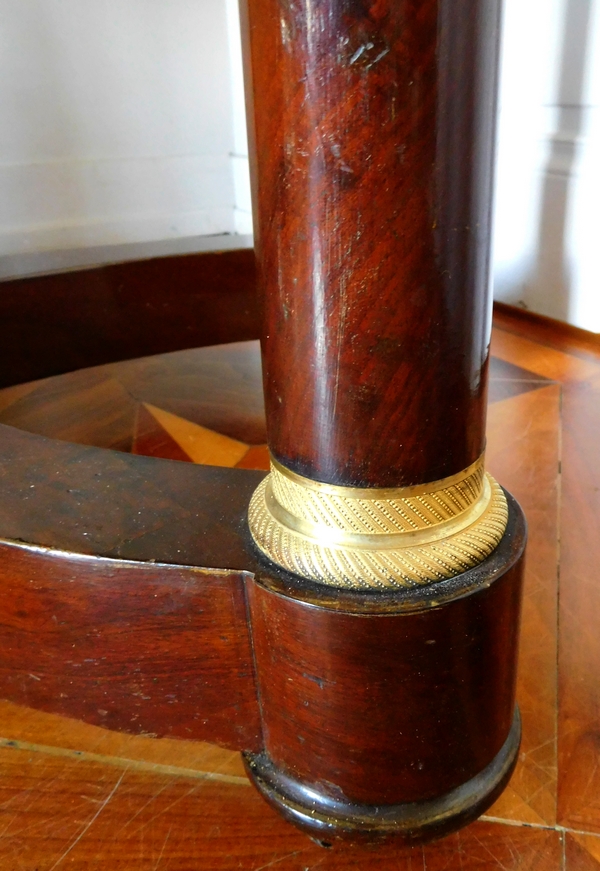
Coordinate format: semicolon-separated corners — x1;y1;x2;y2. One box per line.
244;707;521;845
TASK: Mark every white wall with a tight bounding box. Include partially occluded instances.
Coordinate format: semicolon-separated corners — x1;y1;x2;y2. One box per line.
225;0;252;235
0;0;239;255
494;0;600;331
1;0;597;332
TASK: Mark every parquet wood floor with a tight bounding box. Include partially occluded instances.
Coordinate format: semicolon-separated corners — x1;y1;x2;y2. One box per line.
0;308;597;868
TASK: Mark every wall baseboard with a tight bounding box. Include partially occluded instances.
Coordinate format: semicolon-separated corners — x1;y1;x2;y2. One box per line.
494;300;600;348
0;244;258;387
0;232;252;282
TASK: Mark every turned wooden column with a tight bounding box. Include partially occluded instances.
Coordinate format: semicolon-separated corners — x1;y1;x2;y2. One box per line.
244;0;497;489
240;0;526;843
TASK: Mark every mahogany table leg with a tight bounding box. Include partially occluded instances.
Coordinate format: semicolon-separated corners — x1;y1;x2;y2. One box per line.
240;0;527;842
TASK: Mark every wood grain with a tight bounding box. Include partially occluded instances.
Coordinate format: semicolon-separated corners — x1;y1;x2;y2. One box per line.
0;740;566;870
491;325;598;384
0;341;267;449
486;385;561;825
243;0;501;487
494;301;600;361
248;529;524;807
132;403;193;463
567;834;600;869
0;540;261;750
490;307;600;837
557;372;600;833
0;700;247;778
140;403;249;466
0;247;258;388
0;423;266;570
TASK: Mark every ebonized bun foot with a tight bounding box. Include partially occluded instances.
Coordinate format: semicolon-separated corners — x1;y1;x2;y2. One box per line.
244;708;521;845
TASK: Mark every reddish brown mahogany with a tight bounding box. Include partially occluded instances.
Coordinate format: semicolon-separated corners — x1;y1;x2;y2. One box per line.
0;247;258;388
248;561;523;806
0;424;266;751
238;0;525;840
243;0;501;487
0;542;261;750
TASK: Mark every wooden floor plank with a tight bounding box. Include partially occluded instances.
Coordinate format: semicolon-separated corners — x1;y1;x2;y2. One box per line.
493;304;600;364
486;385;561;826
0;701;247;780
566;834;600;870
0;742;566;870
491;327;600;383
557;372;600;833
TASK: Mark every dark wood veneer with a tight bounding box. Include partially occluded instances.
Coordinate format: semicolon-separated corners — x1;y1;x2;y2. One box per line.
247;496;525;807
0;542;261;751
243;0;501;487
0;423;266;751
0;247;258;388
0;423;264;569
245;711;521;843
237;0;525;839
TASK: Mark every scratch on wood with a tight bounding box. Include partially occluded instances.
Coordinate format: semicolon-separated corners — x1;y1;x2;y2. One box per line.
254;850;302;871
111;780;171;839
152;823;173;870
124;781;203;841
472;832;512;871
48;769;126;869
456;829;464;871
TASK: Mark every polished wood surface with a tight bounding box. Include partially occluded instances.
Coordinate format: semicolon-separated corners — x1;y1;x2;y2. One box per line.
0;422;264;568
248;545;523;805
0;340;267;453
0;420;268;751
0;309;598;864
240;0;522;828
0;729;565;869
243;0;500;487
0;246;258;388
0;542;261;751
487;379;561;827
490;309;600;840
